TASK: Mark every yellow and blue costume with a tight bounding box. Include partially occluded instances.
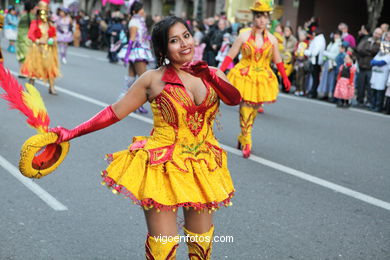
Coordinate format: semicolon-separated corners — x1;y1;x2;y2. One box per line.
101;66;234;212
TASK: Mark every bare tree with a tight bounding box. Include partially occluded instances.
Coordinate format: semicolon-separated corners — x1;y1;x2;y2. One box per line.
366;0;384;32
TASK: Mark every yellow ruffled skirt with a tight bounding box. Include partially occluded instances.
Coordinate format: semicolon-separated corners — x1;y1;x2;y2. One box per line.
20;43;60;80
228;66;279;105
101;142;235;212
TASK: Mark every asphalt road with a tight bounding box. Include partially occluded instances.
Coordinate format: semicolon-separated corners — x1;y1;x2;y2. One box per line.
0;45;389;260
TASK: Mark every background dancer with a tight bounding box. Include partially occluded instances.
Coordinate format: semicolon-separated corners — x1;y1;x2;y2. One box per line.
16;1;36;76
120;1;154;113
220;0;290;158
20;0;60;95
55;8;73;64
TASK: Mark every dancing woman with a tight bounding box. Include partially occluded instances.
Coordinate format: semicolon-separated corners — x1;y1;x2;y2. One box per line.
220;0;290;158
56;8;73;64
16;1;36;74
20;0;60;95
51;16;241;259
120;1;154;113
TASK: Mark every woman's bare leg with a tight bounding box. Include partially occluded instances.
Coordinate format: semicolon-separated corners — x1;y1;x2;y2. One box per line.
134;61;147;77
48;78;57;95
183;208;213;234
144;208;178;237
128;62;136;77
183;208;214;259
133;61;148;112
143;208;179;259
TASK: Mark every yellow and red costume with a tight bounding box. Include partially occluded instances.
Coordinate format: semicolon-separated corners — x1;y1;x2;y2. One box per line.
20;0;60;81
227;29;278;152
101;65;235;212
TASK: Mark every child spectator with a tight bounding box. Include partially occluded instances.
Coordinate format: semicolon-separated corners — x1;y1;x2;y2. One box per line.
384;73;390;114
369;32;390;112
193;38;206;61
318;31;342;100
334;51;356;108
294;30;308;96
216;33;232;69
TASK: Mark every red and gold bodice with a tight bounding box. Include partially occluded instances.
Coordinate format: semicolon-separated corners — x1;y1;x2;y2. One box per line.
235;29;274;77
130;66;224;172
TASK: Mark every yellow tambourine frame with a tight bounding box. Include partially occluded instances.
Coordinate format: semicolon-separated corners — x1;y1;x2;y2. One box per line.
19;133;70;178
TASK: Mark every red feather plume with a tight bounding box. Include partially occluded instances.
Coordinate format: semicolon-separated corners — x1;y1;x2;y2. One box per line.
0;65;50;132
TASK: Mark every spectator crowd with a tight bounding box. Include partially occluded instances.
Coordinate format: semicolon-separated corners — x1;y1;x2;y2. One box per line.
1;4;389;114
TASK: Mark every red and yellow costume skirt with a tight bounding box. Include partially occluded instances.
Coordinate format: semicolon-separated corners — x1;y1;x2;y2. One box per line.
100;139;234;212
228;66;279;148
20;43;60;80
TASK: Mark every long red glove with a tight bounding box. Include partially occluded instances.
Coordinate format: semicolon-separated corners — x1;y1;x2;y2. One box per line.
220;56;232;73
180;61;241;106
50;106;120;144
276;62;291;92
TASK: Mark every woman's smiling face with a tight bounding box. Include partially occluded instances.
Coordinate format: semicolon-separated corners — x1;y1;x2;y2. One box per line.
166;22;194;65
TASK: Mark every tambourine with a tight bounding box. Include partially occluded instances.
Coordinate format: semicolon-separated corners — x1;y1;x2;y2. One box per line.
19;133;70;178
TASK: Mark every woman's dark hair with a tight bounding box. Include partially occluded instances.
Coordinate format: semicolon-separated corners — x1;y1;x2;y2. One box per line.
285;26;294;35
252;11;270;20
24;1;35;27
130;2;143;16
330;30;342;43
151;16;193;67
194;20;205;32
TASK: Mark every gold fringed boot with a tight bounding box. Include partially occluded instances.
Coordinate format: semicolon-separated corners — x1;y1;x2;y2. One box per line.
183;225;214;260
145;233;179;260
237;104;258;158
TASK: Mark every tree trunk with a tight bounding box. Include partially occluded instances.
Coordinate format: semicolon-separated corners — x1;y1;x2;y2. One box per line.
366;0;384;33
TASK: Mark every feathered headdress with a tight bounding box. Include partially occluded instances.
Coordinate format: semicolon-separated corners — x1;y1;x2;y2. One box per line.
0;66;50;133
0;65;70;179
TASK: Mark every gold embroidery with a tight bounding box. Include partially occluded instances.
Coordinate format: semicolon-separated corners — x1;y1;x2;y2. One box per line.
181;136;209;157
157;95;178;127
205;88;218;107
206;142;223;167
170;86;192;107
187;111;204;132
242;43;251;57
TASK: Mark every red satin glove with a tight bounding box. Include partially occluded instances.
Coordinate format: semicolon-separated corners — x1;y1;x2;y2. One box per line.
48;26;56;38
50;106;120;144
180;61;241;106
220;56;233;72
34;28;42;40
276;62;291;92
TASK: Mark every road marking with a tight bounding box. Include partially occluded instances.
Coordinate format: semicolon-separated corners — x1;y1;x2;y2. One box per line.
8;71;390;212
0;155;68;211
220;144;390;211
67;51;107;62
67;51;90;58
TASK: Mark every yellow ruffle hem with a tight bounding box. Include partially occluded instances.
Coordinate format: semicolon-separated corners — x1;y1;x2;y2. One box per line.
20;43;60;81
227;30;279;105
101;66;235;212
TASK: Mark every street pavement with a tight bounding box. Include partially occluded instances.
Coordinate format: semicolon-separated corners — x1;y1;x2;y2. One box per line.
0;45;389;260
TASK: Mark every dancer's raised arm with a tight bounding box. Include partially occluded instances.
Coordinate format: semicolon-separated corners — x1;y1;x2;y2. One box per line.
219;31;247;72
51;71;152;143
